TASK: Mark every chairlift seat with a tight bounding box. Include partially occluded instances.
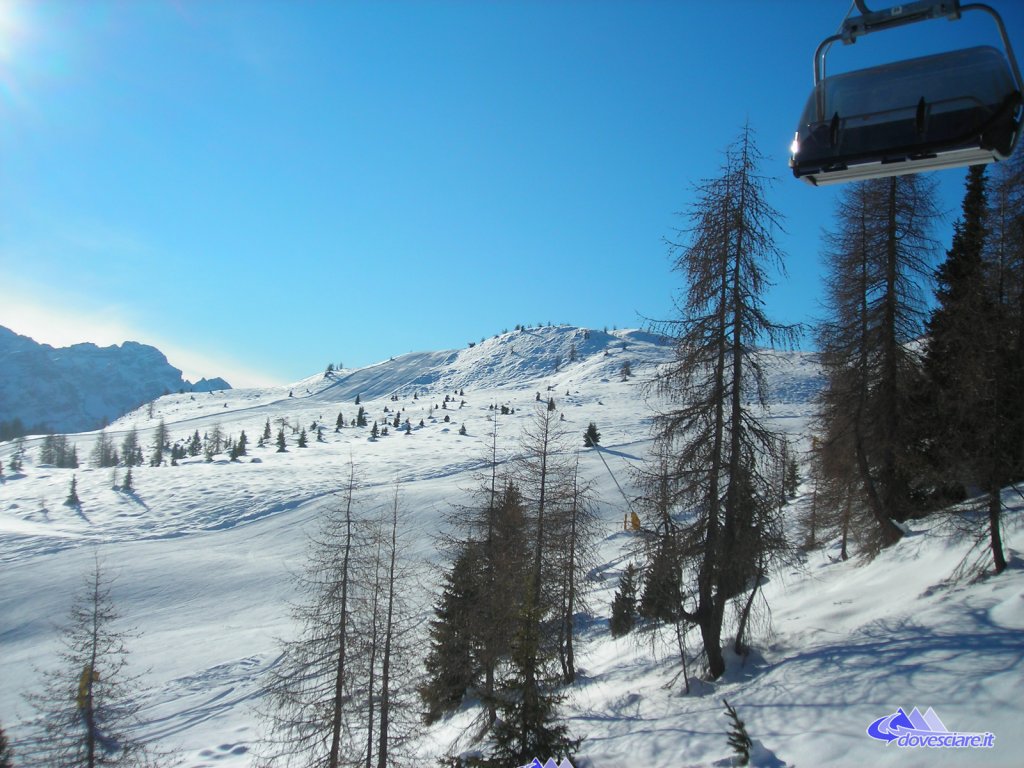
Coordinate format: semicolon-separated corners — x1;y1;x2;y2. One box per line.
791;46;1022;185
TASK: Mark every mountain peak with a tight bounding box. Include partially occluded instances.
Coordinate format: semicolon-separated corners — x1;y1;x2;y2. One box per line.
0;325;228;435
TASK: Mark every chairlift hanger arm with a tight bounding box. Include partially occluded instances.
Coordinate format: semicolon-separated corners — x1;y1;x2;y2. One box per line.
814;0;1023;96
844;1;962;43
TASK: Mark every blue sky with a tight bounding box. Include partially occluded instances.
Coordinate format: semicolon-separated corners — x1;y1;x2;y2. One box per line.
1;0;1021;386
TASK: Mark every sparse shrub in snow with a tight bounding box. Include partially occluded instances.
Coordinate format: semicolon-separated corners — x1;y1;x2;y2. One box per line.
723;698;752;766
0;722;11;768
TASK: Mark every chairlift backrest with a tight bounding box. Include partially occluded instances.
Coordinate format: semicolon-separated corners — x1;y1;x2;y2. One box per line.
807;46;1015;124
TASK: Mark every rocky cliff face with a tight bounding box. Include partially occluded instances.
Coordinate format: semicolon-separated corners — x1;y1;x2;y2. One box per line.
0;326;230;435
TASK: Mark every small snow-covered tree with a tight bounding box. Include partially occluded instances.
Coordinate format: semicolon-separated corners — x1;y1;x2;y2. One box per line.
723;698;752;766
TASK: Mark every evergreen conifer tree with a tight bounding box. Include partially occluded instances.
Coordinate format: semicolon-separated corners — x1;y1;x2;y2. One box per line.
924;167;991;496
121;428;143;468
490;612;579;767
64;475;81;507
610;563;638;638
583;422;600;447
91;430;119;469
298;428;308;448
187;430;202;457
420;545;482;725
276;428;287;453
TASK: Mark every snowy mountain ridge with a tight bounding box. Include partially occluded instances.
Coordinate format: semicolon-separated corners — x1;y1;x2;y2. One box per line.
0;325;231;436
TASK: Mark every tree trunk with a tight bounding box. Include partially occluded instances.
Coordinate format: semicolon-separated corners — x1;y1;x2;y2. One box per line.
376;492;399;768
988;483;1007;574
734;563;763;655
328;475;355;768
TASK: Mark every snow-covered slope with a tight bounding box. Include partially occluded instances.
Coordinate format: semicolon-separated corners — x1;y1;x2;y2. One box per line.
0;325;231;435
1;326;1020;767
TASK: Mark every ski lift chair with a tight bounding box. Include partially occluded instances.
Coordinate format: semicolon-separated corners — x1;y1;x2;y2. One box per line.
790;0;1023;185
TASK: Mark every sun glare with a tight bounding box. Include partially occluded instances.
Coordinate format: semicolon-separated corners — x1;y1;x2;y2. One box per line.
0;0;24;59
0;0;27;104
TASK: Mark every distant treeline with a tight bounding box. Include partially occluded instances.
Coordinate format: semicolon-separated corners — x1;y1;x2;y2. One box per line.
0;418;50;442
